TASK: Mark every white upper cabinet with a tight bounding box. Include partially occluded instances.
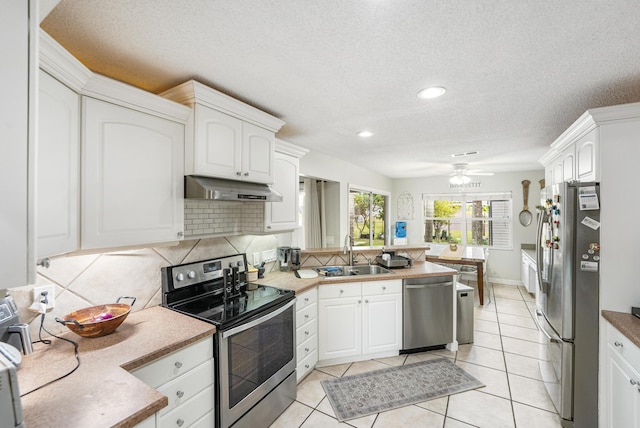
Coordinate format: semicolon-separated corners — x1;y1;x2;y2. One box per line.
576;128;598;182
160;80;285;184
540;110;602;184
1;0;37;287
82;97;186;250
37;70;80;258
264;140;308;232
193;105;243;179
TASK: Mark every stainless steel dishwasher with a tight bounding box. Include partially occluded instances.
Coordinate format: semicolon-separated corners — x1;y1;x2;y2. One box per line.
402;275;454;351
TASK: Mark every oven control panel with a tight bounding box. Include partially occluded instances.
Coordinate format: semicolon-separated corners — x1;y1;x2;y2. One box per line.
163;254;247;290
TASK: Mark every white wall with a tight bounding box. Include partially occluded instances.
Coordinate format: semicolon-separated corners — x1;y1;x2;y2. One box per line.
300;151;393;241
599;121;640;312
391;170;545;283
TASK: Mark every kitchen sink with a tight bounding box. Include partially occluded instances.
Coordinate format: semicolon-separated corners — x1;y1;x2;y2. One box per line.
314;265;394;277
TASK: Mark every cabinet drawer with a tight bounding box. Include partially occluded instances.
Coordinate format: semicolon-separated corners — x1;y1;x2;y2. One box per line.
191;410;215;428
296;288;317;310
133;336;213;388
158;384;215;428
362;280;402;296
608;323;640;370
296;302;317;327
319;283;361;299
157;359;214;416
296;317;318;345
297;349;318;382
297;333;318;363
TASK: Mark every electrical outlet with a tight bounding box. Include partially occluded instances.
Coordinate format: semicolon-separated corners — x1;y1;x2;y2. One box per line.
33;284;55;310
252;252;260;266
262;249;277;262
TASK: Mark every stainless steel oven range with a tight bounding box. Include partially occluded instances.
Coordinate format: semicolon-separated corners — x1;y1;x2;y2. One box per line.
161;253;296;428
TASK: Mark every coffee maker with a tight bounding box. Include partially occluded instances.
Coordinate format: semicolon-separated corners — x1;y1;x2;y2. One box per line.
277;247;301;271
0;296;33;355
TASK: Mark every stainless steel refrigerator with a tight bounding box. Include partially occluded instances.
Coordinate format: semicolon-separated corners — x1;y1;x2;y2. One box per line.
535;181;600;428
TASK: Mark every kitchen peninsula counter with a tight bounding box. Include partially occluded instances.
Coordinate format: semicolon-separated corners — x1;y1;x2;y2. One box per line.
17;306;215;428
602;310;640;348
258;261;457;295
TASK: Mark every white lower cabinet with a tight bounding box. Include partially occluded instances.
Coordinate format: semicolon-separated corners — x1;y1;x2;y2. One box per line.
295;288;318;382
318;280;402;365
605;322;640;428
132;336;214;428
520;250;538;295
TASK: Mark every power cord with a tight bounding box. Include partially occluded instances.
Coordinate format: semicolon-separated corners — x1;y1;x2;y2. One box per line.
20;312;81;397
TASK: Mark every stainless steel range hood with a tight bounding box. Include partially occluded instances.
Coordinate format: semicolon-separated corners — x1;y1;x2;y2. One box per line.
185;175;283;202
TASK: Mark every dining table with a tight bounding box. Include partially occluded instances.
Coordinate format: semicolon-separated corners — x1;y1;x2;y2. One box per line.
426;246;488;305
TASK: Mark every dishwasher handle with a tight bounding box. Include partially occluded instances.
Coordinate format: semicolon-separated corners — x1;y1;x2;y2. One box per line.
404;281;453;289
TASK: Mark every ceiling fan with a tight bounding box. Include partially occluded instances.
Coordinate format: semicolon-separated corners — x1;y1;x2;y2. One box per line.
449;163;494;184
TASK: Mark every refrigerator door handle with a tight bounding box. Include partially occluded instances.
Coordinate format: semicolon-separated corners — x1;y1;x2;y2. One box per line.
535;309;562;343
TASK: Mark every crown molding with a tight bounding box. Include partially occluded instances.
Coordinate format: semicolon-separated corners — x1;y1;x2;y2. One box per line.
275;139;309;158
160;80;285;132
39;30;92;91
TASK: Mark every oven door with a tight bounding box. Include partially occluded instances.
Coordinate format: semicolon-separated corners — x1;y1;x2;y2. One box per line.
219;298;296;428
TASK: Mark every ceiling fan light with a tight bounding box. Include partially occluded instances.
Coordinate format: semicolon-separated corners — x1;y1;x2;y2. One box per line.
449;174;470;185
417;86;446;99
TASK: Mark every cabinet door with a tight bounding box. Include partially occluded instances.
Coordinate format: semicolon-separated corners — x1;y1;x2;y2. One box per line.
521;254;529;287
552;158;564;185
1;0;36;287
37;71;80;258
82;97;184;249
363;292;402;354
561;144;575;182
242;122;274;184
264;151;299;232
607;345;640;428
318;296;362;360
192;104;242;179
576;129;598;182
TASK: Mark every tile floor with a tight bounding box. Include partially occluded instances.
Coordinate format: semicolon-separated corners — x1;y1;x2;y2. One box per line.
270;282;564;428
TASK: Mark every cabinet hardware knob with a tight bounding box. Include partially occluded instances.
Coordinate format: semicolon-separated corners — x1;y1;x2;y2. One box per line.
305;347;309;352
305;314;309;319
615;341;624;348
236;171;242;176
244;172;249;176
177;231;183;238
631;379;639;386
382;286;386;290
340;289;344;293
176;419;184;427
175;361;183;369
305;364;310;369
176;390;184;398
365;299;368;303
358;300;362;304
304;298;309;302
305;330;309;335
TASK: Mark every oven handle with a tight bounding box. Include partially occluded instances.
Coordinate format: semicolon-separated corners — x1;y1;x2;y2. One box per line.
222;298;297;338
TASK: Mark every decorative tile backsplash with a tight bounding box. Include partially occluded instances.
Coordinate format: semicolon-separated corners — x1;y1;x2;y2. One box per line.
184;200;264;236
9;234;280;338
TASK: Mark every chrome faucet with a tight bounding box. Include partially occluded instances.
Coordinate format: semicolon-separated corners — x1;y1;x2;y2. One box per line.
343;234;358;266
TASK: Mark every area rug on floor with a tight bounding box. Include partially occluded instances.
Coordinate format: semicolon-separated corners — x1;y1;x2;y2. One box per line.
321;357;484;422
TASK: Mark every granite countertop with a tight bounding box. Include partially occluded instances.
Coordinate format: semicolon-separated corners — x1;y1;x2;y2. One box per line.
258;261;457;294
602;310;640;348
17;306;216;428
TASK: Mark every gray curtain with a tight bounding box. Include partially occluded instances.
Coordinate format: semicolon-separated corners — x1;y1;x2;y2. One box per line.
304;178;326;248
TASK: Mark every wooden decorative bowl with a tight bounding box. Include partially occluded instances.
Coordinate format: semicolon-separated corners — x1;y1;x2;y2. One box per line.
56;297;136;338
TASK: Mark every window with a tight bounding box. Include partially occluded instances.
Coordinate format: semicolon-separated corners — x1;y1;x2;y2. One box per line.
349;188;388;246
423;192;512;249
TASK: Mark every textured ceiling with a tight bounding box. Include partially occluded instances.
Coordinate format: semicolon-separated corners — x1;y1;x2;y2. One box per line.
41;0;640;178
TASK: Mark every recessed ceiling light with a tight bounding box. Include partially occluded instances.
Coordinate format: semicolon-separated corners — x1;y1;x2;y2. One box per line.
417;86;447;99
452;151;479;158
357;130;374;138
